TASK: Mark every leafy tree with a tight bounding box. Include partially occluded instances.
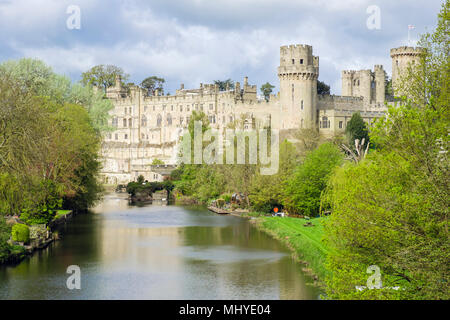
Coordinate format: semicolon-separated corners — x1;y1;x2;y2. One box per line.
345;112;369;145
249;140;299;212
317;80;330;95
260;82;275;101
151;159;165;165
323;2;449;300
141;76;165;96
81;64;129;92
214;79;234;91
284;143;343;215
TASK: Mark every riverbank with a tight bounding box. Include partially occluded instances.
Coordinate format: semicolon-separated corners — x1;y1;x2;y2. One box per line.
0;209;74;265
244;214;330;287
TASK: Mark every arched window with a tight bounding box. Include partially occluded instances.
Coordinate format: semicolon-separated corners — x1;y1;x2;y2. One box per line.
123;118;127;127
128;118;132;127
141;115;147;127
157;114;162;127
167;114;172;126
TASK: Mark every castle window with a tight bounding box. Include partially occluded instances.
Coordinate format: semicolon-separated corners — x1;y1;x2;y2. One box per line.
292;59;295;64
124;134;128;140
124;107;127;115
108;133;112;140
229;116;233;123
141;115;147;127
180;106;183;112
301;100;304;110
209;104;213;110
141;133;145;140
300;59;304;64
157;114;162;127
123;118;127;127
396;60;399;66
322;116;329;129
112;117;118;127
115;133;118;140
144;106;148;112
339;121;343;129
357;80;360;86
167;114;172;126
128;118;132;127
129;107;132;114
171;105;174;111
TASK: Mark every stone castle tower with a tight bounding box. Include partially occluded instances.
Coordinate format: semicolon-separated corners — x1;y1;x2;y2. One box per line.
341;65;386;105
278;44;319;129
390;46;425;96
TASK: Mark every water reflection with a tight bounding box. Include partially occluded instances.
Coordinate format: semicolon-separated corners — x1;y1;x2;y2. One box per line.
0;194;320;300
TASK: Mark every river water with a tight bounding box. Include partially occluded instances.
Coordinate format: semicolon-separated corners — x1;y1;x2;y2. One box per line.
0;193;320;300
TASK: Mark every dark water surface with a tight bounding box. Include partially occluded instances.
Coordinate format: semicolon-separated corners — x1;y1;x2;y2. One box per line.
0;193;320;299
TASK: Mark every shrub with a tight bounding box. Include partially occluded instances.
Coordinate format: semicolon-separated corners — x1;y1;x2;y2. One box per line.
11;224;30;244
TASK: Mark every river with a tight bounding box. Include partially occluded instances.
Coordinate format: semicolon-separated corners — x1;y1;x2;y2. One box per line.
0;193;320;300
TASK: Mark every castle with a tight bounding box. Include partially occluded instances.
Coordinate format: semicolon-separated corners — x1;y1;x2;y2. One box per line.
100;44;424;185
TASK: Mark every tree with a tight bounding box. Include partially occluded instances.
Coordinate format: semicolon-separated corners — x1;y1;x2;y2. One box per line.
214;79;234;91
345;112;369;145
323;2;449;300
1;59;114;133
317;80;330;95
284;143;343;215
151;159;165;165
249;140;300;212
81;65;129;92
141;76;165;96
260;82;275;101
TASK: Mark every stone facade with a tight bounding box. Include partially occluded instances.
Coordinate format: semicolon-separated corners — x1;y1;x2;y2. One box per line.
100;44;415;185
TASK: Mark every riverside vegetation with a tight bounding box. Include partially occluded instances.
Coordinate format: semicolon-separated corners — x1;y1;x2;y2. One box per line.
169;2;449;300
0;58;112;263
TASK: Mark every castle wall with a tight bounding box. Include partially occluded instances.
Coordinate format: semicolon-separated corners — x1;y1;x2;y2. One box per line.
99;43;405;184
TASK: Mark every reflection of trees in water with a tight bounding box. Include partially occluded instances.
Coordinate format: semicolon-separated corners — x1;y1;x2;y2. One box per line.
180;218;318;299
0;211;103;299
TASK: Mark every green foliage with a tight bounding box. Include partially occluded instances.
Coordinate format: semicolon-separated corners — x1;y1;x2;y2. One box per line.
0;59;104;222
0;218;11;262
324;4;449;299
141;76;165;96
0;173;22;216
260;82;275;101
317;80;330;95
126;180;174;197
11;224;30;244
81;64;129;92
284;143;343;215
214;79;234;91
345;112;369;145
249;140;299;213
151;159;165;165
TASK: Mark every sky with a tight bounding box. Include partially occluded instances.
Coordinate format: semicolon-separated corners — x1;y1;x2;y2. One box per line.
0;0;444;95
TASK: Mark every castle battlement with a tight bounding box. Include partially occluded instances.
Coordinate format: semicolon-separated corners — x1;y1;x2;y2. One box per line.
390;46;425;57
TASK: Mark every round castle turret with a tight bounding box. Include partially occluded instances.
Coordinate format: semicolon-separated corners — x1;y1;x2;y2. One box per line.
278;44;319;129
390;46;425;96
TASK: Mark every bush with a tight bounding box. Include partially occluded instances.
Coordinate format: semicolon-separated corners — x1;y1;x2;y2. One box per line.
11;224;30;244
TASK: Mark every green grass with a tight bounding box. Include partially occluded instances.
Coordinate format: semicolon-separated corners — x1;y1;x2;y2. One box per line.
256;216;331;281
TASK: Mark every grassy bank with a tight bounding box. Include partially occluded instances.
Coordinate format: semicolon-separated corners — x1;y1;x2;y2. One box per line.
254;216;330;283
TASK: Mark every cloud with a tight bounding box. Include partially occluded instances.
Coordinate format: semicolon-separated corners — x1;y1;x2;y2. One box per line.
0;0;444;95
